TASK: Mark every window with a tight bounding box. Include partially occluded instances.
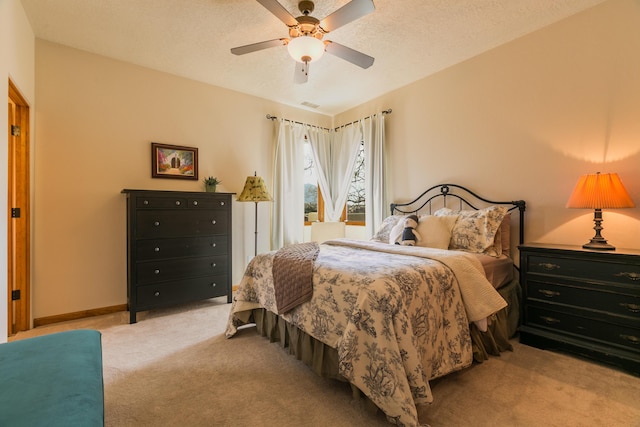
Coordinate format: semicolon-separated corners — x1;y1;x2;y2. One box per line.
303;139;365;226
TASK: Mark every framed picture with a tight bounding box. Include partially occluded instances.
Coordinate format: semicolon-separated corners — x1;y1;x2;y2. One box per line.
151;142;198;180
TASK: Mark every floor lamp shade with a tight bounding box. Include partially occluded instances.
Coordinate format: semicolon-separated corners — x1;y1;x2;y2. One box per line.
566;172;635;250
237;173;272;256
237;174;272;203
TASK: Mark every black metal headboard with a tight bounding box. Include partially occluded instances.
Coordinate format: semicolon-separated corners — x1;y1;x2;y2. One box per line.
390;183;526;245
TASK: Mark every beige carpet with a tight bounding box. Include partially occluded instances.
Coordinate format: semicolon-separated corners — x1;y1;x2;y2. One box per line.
12;298;640;427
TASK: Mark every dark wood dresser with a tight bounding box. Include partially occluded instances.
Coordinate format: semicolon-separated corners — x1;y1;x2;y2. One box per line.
122;189;233;323
519;243;640;376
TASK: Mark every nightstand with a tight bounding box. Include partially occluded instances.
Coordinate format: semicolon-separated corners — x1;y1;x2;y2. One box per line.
519;243;640;376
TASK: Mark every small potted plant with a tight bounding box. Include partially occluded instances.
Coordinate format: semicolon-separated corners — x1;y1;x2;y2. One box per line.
203;176;221;192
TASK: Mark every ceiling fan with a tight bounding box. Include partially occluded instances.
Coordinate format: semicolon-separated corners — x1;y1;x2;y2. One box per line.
231;0;375;83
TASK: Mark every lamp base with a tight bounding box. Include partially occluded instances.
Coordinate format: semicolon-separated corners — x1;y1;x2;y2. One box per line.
582;208;616;250
582;239;616;251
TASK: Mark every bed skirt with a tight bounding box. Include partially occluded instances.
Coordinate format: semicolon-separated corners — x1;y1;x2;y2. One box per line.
246;278;521;382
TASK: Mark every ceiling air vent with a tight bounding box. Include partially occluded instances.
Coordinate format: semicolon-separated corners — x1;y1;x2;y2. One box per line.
301;101;320;109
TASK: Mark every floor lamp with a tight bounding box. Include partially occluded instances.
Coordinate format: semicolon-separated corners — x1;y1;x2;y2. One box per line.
237;172;272;257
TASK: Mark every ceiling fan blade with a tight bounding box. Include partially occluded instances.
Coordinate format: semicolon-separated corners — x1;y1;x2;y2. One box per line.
324;41;374;69
319;0;375;32
231;38;287;55
293;62;309;84
256;0;299;27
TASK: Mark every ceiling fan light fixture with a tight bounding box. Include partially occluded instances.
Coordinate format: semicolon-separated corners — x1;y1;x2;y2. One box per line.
230;0;376;83
287;36;325;63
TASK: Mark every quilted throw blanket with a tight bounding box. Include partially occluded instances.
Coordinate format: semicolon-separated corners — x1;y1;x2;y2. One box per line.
272;241;320;313
226;239;506;427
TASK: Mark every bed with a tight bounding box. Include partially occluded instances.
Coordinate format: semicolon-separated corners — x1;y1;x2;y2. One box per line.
226;184;526;426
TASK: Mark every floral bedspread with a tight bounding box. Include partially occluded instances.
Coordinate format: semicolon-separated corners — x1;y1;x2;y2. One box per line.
225;239;506;427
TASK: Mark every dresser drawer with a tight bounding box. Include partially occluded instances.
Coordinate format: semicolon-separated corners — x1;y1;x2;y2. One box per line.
528;254;640;285
136;210;229;238
526;305;640;353
527;279;640;321
137;195;189;209
136;275;228;309
137;255;228;284
136;195;230;210
187;196;230;210
136;235;228;261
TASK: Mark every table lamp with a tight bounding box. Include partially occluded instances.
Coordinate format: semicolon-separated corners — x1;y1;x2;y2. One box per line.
566;172;635;250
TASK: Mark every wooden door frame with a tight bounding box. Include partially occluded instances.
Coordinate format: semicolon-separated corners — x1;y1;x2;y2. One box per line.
7;79;31;335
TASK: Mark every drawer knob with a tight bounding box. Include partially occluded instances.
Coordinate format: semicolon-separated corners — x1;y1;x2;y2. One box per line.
620;334;639;345
154;221;160;226
154;291;160;297
211;263;217;268
175;200;181;206
538;289;560;298
615;272;640;281
193;201;198;206
539;316;560;325
211;283;217;288
212;220;217;225
620;303;640;313
220;201;225;206
211;243;217;248
154;247;160;252
154;269;160;274
537;262;560;271
143;200;149;205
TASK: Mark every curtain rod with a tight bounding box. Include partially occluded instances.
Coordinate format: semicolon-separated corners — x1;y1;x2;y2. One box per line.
266;109;392;131
334;109;392;131
265;114;330;131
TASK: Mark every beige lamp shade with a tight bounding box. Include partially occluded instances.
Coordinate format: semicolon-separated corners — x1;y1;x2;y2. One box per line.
237;174;272;203
566;172;635;209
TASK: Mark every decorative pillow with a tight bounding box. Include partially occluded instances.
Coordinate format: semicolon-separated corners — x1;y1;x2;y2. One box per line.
415;215;459;249
434;205;509;256
478;211;512;256
371;215;404;243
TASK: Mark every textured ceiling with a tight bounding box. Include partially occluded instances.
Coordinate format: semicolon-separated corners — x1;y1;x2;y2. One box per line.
20;0;605;115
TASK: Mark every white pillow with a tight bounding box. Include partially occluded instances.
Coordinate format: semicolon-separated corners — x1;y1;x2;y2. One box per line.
415;215;459;249
388;220;405;244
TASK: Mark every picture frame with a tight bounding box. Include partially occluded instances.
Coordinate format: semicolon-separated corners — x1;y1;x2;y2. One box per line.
151;142;198;180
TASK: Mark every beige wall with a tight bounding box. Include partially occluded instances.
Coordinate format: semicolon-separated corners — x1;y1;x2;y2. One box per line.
336;0;640;254
22;0;640;322
1;0;36;342
34;40;330;318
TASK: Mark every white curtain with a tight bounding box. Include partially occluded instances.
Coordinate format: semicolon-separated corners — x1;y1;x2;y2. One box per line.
362;113;387;238
271;120;306;249
308;125;361;222
271;113;386;245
